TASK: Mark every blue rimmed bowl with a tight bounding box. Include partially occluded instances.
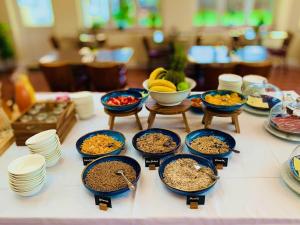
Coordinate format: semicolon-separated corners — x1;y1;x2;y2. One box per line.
289;157;300;181
132;128;181;158
201;90;246;112
76;130;126;158
101;90;142;112
128;88;149;104
158;154;218;196
81;155;141;197
185;129;236;158
187;94;203;114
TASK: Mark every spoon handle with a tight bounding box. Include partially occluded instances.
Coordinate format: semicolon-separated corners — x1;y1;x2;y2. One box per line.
230;149;240;153
121;173;136;191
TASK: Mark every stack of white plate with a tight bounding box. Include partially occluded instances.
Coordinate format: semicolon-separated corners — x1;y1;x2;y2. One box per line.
8;154;46;197
70;91;94;120
218;74;243;93
25;129;62;167
243;75;268;90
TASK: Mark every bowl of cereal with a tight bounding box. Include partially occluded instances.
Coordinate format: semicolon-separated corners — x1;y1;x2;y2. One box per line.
132;128;181;158
185;129;236;158
82;155;141;196
158;154;218;196
76;130;125;158
201;90;246;112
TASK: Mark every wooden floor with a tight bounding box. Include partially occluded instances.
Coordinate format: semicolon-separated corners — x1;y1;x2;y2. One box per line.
0;66;299;100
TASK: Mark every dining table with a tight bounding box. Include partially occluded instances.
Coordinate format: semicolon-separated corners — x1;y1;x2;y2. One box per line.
188;45;269;64
39;47;134;65
1;91;300;225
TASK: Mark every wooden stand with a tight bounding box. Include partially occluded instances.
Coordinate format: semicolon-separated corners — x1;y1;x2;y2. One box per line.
202;107;242;133
145;99;191;132
0;130;14;156
104;106;143;130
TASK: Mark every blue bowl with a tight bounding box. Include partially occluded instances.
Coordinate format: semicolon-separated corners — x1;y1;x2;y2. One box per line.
127;88;149;104
132;128;181;158
76;130;125;158
201;90;246;112
158;154;218;196
185;129;236;158
187;94;203;114
101;90;142;112
82;155;141;197
289;157;300;181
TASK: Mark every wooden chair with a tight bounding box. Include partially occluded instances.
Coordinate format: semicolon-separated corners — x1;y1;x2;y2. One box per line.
268;31;293;69
49;35;60;50
235;60;273;78
189;63;236;91
40;62;76;92
86;62;127;92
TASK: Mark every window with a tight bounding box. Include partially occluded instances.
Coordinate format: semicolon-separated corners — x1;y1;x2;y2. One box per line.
17;0;54;27
81;0;110;28
81;0;162;29
194;0;273;27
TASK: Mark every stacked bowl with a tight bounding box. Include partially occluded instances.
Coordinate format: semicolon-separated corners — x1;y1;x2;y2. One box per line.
8;154;46;196
218;74;243;93
243;75;267;90
25;129;62;167
70;91;94;119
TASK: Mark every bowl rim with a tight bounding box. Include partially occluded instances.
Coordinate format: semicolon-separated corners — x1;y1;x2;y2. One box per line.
76;130;126;158
132;128;181;158
185;128;236;158
81;155;141;196
101;90;143;108
158;154;218;195
143;77;196;94
201;89;247;109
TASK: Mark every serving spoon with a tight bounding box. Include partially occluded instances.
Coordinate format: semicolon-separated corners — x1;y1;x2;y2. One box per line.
194;164;220;180
115;169;136;191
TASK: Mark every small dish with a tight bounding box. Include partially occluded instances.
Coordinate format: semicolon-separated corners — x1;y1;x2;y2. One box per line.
158;154;218;196
185;129;236;158
101;90;142;112
132;128;181;158
187;94;203;113
201;90;246;112
81;155;141;196
76;130;126;158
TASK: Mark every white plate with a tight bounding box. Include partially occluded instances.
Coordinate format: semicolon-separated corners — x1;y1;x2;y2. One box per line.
9;176;46;190
264;121;300;142
8;164;46;179
243;104;269;116
280;161;300;195
9;169;46;182
46;156;62;167
25;130;56;146
8;154;46;176
29;136;60;154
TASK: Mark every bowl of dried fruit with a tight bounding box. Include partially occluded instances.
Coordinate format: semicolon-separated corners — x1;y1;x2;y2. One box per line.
132;128;181;158
187;94;203;113
76;130;126;158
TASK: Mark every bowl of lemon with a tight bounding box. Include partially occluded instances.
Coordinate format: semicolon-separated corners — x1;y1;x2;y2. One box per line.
143;67;196;106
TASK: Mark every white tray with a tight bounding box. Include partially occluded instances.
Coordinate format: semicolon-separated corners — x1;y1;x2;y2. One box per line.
264;121;300;142
280;161;300;195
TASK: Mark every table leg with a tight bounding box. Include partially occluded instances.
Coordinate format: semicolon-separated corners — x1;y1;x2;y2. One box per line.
233;116;240;133
109;116;115;130
202;113;206;125
147;112;156;129
135;113;143;130
204;115;212;128
231;117;235;124
182;112;190;133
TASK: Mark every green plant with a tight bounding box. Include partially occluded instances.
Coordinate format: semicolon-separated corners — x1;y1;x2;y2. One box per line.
0;23;14;60
113;0;135;29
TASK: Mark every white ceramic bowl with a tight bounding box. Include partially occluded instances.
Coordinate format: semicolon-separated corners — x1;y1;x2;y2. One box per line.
143;77;196;106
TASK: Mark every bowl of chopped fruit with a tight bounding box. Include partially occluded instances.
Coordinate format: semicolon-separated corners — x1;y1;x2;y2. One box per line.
101;90;142;112
187;94;203;113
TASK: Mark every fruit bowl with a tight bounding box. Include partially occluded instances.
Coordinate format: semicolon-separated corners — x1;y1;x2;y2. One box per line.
143;77;196;106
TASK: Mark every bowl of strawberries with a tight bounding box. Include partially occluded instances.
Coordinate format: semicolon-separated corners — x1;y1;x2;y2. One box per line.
101;90;142;112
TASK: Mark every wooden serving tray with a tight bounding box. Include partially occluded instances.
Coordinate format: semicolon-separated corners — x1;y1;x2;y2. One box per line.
12;101;77;146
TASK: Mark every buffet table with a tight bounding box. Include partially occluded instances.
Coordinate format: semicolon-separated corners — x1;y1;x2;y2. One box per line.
1;92;300;225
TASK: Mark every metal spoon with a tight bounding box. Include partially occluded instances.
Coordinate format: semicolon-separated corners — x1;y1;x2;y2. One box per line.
229;148;240;154
115;169;136;191
194;164;220;180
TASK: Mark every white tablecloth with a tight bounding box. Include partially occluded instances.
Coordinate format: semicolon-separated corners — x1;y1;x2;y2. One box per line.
1;92;300;225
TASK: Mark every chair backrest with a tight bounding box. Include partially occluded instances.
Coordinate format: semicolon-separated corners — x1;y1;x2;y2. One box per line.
39;62;76;92
234;60;272;78
201;63;236;91
283;32;293;50
49;36;60;50
142;36;151;54
86;62;127;92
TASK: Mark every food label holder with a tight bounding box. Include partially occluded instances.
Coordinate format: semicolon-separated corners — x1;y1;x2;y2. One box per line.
94;195;112;211
212;157;228;170
145;157;160;170
186;195;205;209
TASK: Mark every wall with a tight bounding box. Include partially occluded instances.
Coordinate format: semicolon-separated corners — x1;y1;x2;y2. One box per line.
1;0;300;68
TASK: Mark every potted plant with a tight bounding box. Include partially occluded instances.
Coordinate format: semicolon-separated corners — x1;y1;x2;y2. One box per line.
0;23;15;72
